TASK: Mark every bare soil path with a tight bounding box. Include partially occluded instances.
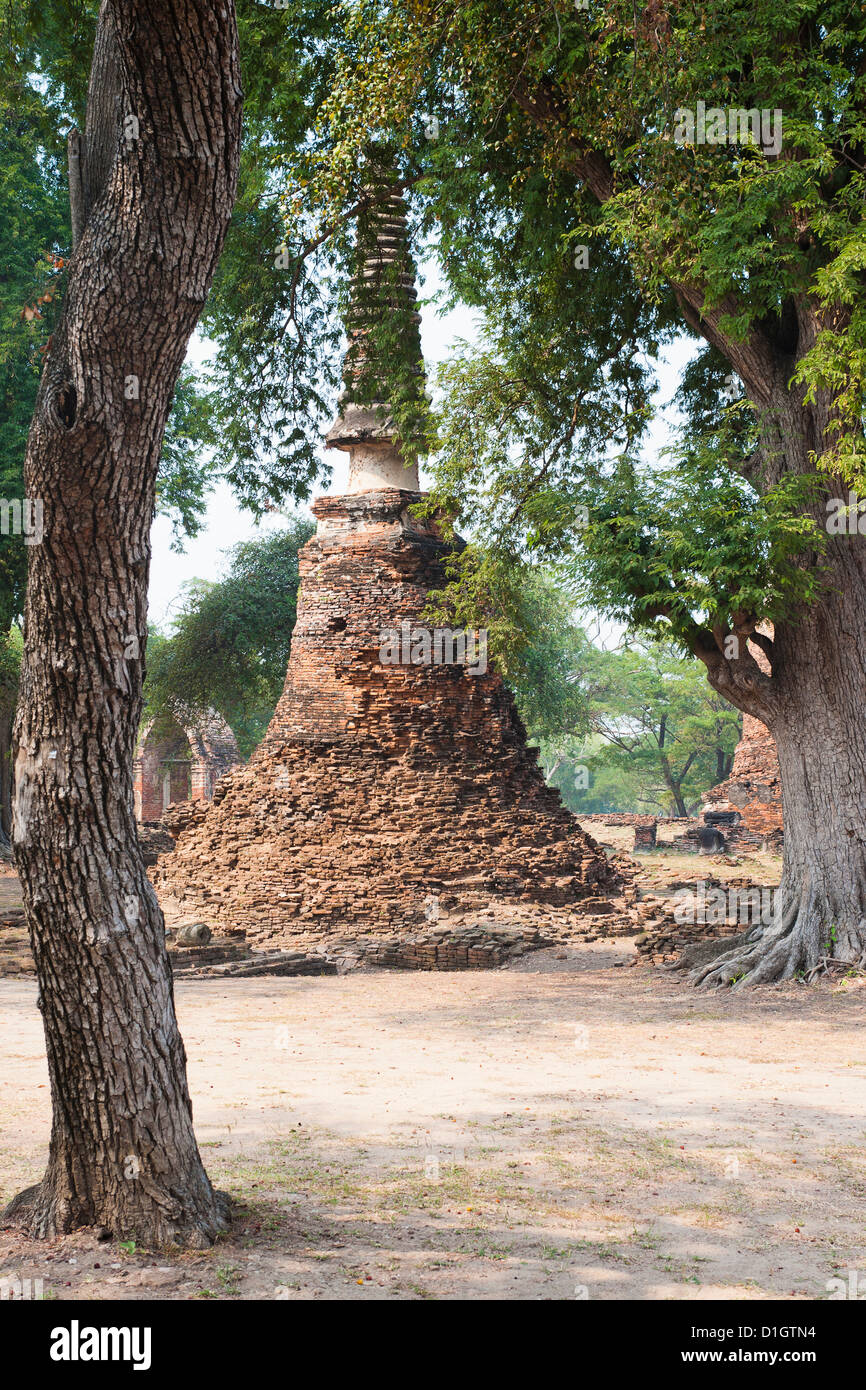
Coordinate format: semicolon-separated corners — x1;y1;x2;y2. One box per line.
1;938;864;1300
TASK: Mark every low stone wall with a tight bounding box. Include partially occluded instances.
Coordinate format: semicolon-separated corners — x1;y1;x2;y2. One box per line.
577;813;662;827
633;918;744;966
343;924;553;971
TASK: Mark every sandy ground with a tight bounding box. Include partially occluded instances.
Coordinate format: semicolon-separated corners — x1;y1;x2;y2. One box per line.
1;936;865;1301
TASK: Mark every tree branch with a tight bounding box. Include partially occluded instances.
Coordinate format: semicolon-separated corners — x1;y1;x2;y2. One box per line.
512;75;781;403
67;129;85;251
82;0;123;223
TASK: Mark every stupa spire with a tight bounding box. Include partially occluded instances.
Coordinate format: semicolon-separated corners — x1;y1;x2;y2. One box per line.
325;147;424;493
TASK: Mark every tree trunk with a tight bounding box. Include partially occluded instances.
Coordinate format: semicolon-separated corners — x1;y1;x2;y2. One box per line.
715;745;734;783
5;0;242;1245
694;527;866;988
0;701;13;844
667;779;688;819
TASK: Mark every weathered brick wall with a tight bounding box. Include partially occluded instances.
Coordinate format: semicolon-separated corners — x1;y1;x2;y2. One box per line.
702;713;783;838
154;490;623;947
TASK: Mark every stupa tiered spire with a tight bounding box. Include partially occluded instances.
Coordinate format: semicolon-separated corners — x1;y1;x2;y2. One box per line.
325;147;424;493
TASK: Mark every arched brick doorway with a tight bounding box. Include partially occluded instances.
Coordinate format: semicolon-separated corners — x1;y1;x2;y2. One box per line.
133;710;240;823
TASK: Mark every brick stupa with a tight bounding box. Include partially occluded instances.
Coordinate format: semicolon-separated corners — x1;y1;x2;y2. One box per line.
154;160;623;951
701;634;783;843
702;713;783;842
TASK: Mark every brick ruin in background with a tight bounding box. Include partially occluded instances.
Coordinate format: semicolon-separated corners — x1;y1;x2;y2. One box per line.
700;712;783;846
154;155;631;959
701;634;783;847
133;709;240;824
591;635;785;857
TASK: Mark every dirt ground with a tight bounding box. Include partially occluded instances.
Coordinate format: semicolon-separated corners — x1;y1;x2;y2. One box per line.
2;926;865;1301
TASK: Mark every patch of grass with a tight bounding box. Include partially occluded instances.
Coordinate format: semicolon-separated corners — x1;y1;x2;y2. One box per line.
216;1263;242;1296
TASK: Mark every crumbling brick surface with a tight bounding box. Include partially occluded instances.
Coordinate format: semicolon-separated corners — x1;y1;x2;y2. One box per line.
154;490;624;949
577;813;661;827
702;713;783;840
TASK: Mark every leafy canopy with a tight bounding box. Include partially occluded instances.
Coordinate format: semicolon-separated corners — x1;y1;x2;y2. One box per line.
142;519;314;757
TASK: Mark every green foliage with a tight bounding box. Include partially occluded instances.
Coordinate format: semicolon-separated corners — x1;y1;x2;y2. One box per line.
427;564;594;744
142;520;314;757
194;0;350;513
0;624;22;711
272;0;866;668
158;369;221;548
7;0;865;696
0;101;69;629
0;0;230;618
568;640;742;817
561;446;824;651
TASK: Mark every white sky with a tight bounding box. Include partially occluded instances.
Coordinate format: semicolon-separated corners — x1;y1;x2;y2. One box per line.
148;260;692;632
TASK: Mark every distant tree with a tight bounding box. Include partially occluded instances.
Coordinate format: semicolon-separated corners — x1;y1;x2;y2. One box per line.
144;520;314;757
578;643;741;817
0;628;22;843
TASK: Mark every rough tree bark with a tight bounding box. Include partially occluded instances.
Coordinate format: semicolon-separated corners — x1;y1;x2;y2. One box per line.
692;481;866;988
4;0;242;1244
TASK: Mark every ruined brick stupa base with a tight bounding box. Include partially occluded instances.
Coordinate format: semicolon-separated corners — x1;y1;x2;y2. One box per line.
702;718;783;848
154;491;629;955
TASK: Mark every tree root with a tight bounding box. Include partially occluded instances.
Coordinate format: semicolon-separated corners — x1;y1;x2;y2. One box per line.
2;1183;42;1226
688;873;866;989
2;1179;232;1249
799;951;866;984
